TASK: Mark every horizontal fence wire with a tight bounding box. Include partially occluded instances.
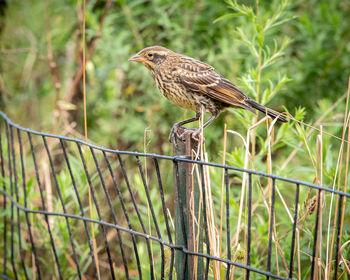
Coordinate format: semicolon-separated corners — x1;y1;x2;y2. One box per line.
0;111;349;280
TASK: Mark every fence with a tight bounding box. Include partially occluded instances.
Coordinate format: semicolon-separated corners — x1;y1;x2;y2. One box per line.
0;111;349;279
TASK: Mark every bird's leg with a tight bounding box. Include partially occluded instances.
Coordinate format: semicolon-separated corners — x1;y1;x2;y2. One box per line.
191;113;219;139
203;114;219;129
169;113;200;142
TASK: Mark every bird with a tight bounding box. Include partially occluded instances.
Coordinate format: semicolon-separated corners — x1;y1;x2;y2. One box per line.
129;46;287;142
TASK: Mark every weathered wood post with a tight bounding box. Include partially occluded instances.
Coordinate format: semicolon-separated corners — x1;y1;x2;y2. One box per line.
173;127;203;280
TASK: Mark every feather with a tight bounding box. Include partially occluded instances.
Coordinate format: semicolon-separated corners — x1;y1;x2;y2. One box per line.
173;56;255;112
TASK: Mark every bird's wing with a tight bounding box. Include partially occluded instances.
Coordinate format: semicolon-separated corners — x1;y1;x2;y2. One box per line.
173;56;255;113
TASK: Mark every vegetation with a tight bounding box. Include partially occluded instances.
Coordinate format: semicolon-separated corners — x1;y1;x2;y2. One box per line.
0;0;349;279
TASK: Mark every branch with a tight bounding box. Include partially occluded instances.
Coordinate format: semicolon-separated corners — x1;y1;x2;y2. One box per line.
64;0;114;104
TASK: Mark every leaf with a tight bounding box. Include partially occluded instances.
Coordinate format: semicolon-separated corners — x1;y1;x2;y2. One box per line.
213;13;243;23
268;16;297;30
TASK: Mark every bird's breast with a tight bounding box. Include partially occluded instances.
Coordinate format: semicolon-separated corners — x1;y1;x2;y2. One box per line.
150;70;198;111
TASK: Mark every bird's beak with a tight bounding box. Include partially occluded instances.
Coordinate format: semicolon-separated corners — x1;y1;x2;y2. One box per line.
128;53;146;62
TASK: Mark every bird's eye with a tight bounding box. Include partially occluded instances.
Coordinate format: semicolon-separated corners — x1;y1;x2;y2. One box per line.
148;53;153;57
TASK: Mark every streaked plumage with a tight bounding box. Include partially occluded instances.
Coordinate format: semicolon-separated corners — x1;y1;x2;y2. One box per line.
129;46;287;141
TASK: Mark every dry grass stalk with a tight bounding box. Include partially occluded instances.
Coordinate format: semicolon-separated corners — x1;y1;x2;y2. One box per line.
198;109;205;279
193;163;203;280
275;243;279;276
297;229;301;279
143;128;156;279
272;229;289;273
191;145;203;280
190;91;350;279
226;127;249;279
338;240;350;277
167;208;175;230
315;127;324;280
219;123;227;272
42;161;54;228
266;116;276;273
64;0;114;104
226;121;254;279
326;78;350;279
275;186;293;222
203;150;221;279
193;162;205;279
266;117;291;275
338;134;350;270
190;109;206;279
285;112;349;145
227;115;295;278
227;116;294;278
338;78;350;279
230;116;267;249
195;109;221;278
81;0;100;277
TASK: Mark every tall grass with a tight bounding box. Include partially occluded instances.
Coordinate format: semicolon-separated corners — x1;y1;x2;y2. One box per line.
0;0;349;279
188;0;350;279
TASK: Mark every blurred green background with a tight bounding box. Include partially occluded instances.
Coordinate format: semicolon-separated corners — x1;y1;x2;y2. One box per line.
0;0;349;157
1;1;350;278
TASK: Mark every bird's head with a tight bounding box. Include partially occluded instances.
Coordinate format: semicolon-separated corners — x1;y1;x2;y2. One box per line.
129;46;172;70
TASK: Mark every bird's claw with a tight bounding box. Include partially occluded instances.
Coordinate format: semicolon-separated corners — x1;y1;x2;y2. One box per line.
169;126;203;143
168;125;179;143
191;129;201;141
169;125;191;143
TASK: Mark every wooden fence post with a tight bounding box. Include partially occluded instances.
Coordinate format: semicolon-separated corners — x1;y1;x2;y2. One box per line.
173;127;203;280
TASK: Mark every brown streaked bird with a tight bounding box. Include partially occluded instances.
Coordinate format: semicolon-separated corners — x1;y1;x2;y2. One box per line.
129;46;287;141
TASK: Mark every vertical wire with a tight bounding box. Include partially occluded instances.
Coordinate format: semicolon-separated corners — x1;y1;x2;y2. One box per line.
200;164;210;280
174;159;188;280
5;122;17;279
153;157;174;280
10;125;29;279
310;189;321;279
246;173;252;280
136;155;164;279
0;119;8;275
103;152;142;279
90;148;129;278
118;153;153;279
42;136;81;279
266;178;276;280
333;194;343;280
76;143;115;279
59;139;98;278
225;168;231;280
289;183;299;279
27;132;63;279
17;129;41;279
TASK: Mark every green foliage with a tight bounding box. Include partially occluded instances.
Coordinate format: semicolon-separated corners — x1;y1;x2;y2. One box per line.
286;0;350;112
1;0;348;152
0;0;349;279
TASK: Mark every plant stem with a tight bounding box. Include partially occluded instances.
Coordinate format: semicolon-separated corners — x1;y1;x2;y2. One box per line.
82;0;100;278
251;43;262;169
219;123;227;271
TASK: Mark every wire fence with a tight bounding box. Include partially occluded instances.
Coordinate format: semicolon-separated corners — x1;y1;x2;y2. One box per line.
0;111;349;280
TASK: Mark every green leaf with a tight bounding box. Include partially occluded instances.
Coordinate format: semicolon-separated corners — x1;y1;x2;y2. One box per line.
213;13;243;23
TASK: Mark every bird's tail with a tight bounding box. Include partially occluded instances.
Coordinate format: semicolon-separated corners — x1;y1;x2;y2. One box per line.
245;99;288;123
